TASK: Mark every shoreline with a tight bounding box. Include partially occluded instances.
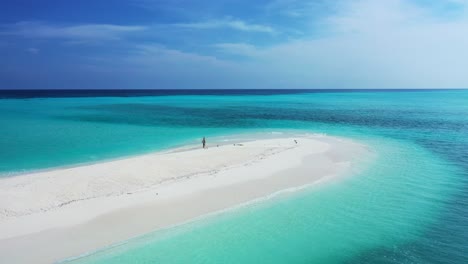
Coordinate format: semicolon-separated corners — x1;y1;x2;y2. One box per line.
0;130;307;178
64;180;333;264
0;134;371;264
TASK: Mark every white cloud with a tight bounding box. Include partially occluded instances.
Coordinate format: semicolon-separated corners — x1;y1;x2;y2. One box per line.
174;18;276;33
1;21;146;41
83;0;468;89
9;0;468;89
70;0;468;88
212;0;468;88
265;0;322;18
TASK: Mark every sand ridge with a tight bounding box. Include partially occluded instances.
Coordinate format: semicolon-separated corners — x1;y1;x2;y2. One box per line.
0;134;370;264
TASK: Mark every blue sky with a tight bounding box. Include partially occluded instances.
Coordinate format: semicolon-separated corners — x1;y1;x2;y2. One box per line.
1;0;468;89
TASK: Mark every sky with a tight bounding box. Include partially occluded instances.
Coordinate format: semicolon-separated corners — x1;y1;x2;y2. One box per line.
1;0;468;89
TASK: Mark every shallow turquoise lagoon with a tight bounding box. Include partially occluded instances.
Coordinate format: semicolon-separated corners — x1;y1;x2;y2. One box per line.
1;90;467;263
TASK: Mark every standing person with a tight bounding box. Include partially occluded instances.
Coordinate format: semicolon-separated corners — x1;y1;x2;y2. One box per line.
202;137;206;149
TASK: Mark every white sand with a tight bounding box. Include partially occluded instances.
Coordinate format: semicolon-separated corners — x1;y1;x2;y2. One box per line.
0;134;369;264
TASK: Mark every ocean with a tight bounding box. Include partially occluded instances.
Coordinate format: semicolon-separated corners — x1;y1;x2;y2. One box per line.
0;89;467;263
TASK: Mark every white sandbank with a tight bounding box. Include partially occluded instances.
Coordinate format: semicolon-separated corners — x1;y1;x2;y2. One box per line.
0;134;370;264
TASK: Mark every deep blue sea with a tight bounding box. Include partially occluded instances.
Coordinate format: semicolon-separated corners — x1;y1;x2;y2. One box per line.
0;89;467;264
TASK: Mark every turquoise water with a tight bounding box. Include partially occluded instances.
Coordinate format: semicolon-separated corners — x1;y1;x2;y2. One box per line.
1;90;467;263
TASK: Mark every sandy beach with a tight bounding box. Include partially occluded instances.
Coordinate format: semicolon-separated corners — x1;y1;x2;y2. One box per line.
0;134;369;264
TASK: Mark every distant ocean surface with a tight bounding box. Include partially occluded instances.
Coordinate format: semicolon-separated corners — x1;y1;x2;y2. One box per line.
1;89;467;264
